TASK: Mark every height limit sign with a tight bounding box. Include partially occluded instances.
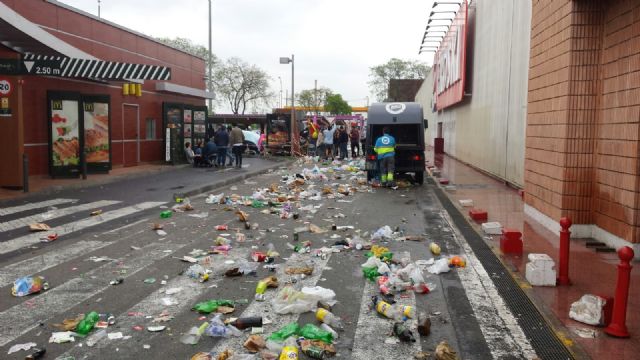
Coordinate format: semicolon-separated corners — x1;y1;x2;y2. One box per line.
0;77;12;116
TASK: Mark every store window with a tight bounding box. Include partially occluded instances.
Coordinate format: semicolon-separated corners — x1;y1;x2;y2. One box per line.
146;118;156;139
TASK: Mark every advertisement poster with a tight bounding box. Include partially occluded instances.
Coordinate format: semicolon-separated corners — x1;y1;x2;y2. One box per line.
194;110;205;121
51;99;80;168
184;124;192;137
83;102;110;164
184;109;192;123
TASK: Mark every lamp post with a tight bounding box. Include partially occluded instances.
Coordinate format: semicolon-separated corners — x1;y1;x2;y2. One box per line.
207;0;213;113
278;76;283;109
279;54;298;155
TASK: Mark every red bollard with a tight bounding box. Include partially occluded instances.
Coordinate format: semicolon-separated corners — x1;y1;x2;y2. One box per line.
604;246;635;338
557;217;572;286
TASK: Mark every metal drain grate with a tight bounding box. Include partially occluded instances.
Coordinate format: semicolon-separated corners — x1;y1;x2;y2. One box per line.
431;181;575;360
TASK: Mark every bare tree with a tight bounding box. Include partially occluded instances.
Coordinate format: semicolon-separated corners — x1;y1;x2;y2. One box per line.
298;87;332;112
213;58;273;114
368;58;430;101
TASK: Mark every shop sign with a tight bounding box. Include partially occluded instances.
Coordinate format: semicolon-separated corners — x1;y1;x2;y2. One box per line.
433;1;468;110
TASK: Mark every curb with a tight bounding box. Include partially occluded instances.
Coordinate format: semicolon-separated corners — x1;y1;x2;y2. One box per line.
182;159;294;198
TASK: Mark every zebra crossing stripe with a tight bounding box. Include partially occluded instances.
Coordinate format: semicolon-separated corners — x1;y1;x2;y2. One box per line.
208;252;332;355
0;198;77;217
0;200;121;233
22;53;171;81
0;240;115;288
0;201;165;255
58;248;252;357
0;240;186;347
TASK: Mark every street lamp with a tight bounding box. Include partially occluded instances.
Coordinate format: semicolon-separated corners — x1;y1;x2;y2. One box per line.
207;0;213;113
278;76;283;108
279;54;298;155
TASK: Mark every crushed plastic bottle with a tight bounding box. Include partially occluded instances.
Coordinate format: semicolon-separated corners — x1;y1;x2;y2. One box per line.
160;210;172;219
11;276;49;297
298;324;333;344
75;311;100;335
86;329;107;347
192;299;234;314
267;322;300;343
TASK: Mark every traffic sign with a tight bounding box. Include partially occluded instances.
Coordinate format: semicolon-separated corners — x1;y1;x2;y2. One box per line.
0;78;12;96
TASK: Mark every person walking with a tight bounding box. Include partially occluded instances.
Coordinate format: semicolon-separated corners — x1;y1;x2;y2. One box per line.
350;126;360;157
214;125;229;167
338;126;349;160
374;126;396;187
322;124;337;160
316;126;325;158
229;124;245;168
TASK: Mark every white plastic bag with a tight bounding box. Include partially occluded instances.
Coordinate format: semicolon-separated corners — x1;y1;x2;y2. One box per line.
301;286;337;306
272;287;317;314
205;193;224;204
427;258;451;274
371;225;394;240
569;294;606;326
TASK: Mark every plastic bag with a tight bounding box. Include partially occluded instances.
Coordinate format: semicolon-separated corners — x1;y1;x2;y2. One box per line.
569;294;606;326
272;287;318;314
427;258;451;274
204;314;242;337
12;276;49;296
301;286;337;307
371;225;393;240
205;193;224;204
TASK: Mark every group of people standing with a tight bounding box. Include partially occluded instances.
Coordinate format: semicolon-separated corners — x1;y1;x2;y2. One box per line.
309;122;365;161
185;124;246;168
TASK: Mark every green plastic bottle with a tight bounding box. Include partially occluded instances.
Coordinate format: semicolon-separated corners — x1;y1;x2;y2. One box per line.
362;266;380;281
192;299;234;314
267;322;301;342
75;311;100;335
298;323;333;344
160;210;172;218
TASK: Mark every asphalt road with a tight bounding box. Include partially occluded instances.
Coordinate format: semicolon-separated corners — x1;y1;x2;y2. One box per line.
0;157;540;359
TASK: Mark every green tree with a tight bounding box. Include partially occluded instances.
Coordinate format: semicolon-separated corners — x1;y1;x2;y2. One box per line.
298;87;332;113
368;58;430;101
155;37;218;109
213;57;273;114
325;94;352;115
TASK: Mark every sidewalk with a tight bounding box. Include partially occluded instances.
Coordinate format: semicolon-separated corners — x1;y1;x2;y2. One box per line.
427;148;639;360
0;163;187;201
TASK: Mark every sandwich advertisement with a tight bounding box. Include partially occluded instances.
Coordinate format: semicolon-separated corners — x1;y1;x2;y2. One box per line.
48;92;111;177
51;99;80;168
83;101;110;165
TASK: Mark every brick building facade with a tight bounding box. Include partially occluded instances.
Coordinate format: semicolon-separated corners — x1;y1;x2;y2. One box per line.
525;0;640;250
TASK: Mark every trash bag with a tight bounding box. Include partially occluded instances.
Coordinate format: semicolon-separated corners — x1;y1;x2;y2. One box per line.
427;258;451;274
569;294;606;326
12;276;49;296
272;287;318;314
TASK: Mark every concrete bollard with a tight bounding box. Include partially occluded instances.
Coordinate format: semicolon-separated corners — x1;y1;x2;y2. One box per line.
604;246;635;338
557;217;572;286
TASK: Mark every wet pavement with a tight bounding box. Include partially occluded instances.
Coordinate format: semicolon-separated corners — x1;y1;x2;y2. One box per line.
0;155;557;359
428;148;640;360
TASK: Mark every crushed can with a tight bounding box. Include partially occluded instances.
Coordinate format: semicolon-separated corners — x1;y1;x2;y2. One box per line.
251;251;267;262
215;225;228;231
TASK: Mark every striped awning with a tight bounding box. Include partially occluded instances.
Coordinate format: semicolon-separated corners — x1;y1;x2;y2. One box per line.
22;53;171;81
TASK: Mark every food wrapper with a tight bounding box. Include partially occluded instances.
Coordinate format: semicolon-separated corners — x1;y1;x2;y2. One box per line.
29;223;51;232
435;341;459;360
236;210;249;222
285;267;313;275
52;314;84;331
243;334;266;353
12;275;49;296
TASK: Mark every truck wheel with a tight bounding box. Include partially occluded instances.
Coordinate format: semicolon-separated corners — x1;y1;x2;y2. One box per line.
415;171;424;185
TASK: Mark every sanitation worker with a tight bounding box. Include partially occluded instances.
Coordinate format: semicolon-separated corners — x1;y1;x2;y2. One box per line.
374;126;396;187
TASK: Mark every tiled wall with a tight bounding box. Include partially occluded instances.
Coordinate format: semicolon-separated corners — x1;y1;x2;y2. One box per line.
526;0;640;243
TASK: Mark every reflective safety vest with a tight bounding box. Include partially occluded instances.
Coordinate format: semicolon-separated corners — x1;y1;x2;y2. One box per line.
374;134;396;159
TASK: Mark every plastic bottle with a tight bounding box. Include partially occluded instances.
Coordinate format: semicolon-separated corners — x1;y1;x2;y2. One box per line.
371;296;403;321
75;311;100;335
279;337;299;360
160;210;172;219
393;322;416;342
267;322;301;343
319;323;339;340
298;324;333;344
191;299;234;314
315;308;344;330
255;280;267;301
86;329;107;347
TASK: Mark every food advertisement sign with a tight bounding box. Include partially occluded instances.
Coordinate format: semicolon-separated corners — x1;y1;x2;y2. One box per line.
50;99;80;172
83;100;110;171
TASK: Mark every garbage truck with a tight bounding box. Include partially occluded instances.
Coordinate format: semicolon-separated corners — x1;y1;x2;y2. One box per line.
365;102;426;184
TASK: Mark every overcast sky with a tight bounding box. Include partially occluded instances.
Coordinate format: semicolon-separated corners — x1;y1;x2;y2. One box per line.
59;0;435;110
